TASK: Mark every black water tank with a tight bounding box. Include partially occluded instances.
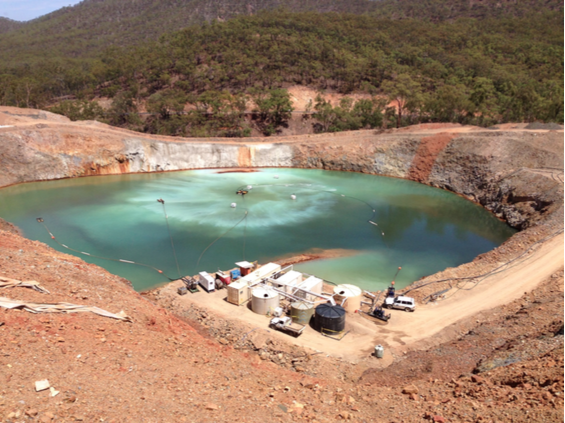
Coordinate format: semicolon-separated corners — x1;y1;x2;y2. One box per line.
314;303;346;333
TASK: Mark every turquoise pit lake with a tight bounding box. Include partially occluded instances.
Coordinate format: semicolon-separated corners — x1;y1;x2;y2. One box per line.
0;168;516;292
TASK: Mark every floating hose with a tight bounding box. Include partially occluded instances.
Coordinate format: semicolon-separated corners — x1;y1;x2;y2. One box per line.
404;227;564;297
157;198;181;278
196;211;249;268
242;208;248;262
36;218;176;281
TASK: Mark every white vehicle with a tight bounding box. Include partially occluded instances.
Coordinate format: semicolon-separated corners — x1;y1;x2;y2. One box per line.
384;295;415;312
270;316;306;337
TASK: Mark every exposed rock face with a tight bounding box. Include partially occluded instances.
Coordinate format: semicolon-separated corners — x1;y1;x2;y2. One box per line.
121;138;294;172
291;131;564;229
0;107;563;231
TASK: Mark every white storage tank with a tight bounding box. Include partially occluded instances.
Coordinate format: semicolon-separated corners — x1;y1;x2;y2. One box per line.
295;276;323;301
251;286;280;315
333;284;362;313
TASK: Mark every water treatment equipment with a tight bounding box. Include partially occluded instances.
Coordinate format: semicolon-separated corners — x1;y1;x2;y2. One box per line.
238;262;281;285
290;301;315;325
314;303;346;334
333;284;362;313
227;280;250;305
251;286;280;315
295;276;323;301
273;270;303;293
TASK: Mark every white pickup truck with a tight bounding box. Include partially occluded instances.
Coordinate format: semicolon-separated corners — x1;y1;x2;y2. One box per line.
383;295;416;312
270;317;306;337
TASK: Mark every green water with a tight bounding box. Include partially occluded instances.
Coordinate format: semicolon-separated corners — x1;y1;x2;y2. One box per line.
0;168;515;291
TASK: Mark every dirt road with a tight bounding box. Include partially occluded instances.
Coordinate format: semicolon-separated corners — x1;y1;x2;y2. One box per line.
381;232;564;350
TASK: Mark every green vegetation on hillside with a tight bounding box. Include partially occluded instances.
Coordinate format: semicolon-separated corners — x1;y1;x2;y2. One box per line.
0;8;563;136
1;0;560;64
0;17;23;35
0;0;379;64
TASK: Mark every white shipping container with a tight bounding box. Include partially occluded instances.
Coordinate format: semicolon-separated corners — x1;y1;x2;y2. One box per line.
295;276;323;301
198;271;215;292
274;270;303;293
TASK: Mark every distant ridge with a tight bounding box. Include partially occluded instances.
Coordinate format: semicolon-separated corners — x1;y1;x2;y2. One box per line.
0;17;23;35
0;0;377;62
0;0;562;63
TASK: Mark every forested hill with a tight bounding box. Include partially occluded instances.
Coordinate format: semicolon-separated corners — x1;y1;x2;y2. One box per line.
0;0;562;64
0;0;377;63
0;17;22;35
373;0;563;20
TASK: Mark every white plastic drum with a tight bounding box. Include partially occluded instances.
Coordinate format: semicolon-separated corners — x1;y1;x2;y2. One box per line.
251;286;280;315
333;284;362;313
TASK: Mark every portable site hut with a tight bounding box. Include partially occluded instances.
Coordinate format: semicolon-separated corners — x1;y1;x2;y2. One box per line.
227;280;250;306
272;270;303;293
226;263;282;305
235;261;254;276
294;276;323;302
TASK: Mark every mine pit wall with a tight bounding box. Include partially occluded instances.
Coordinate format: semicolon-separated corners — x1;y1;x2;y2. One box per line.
122;138;295;172
289;131;564;230
0;127;563;231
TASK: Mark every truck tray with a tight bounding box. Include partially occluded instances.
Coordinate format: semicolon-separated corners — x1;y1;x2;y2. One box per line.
270;317;306;337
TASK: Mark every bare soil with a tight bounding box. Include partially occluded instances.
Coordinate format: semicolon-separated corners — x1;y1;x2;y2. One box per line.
0;107;563;422
1;225;562;422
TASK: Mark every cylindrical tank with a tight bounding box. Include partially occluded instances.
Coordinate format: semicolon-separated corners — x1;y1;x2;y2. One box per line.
374;345;384;359
314;303;346;334
251;286;280;315
333;284;362;313
290;301;315;325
